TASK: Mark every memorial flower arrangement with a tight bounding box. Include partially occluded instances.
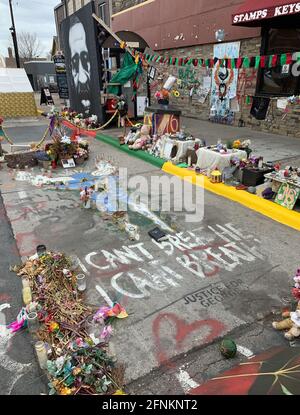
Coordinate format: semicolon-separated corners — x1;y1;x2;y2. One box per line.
155;88;170;105
10;251;127;395
61;108;100;129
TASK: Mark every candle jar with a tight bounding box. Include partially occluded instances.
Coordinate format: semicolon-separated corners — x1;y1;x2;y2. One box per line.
76;274;87;292
35;341;48;369
22;278;30;289
36;245;47;257
69;255;80;271
22;286;32;305
27;312;39;335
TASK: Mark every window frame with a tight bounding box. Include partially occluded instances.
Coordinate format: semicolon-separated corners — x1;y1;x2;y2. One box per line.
98;2;107;24
256;26;300;97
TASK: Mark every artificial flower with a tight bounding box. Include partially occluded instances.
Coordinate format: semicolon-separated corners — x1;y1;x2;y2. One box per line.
107;303;128;319
100;325;113;339
113;390;127;395
60;387;74;395
93;306;111;322
48;321;60;333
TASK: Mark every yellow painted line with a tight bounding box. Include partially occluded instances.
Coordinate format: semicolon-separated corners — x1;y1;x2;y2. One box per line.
162;162;300;232
112;0;156;18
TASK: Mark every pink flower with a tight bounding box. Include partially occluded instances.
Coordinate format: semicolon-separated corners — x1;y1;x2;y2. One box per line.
94;306;110;322
75;337;84;347
100;325;113;339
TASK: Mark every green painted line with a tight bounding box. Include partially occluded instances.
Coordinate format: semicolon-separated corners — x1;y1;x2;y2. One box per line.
95;133;166;168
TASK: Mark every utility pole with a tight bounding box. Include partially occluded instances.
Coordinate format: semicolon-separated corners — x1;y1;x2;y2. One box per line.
8;0;20;68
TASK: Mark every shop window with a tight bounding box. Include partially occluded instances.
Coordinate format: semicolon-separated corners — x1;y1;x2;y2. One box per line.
256;27;300;96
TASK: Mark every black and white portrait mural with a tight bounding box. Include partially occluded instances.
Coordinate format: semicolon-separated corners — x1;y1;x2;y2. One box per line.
61;2;103;121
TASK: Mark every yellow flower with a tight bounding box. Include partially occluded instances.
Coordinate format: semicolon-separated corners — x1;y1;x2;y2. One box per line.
60;387;74;395
72;367;81;376
49;321;59;333
113;389;127;395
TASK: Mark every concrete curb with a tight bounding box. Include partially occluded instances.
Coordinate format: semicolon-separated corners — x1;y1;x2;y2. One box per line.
56;125;300;232
162;162;300;232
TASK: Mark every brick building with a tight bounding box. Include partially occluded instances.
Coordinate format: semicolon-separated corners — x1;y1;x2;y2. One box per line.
111;0;300;137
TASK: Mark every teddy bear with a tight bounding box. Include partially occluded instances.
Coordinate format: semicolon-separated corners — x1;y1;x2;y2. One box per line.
129;125;151;150
272;302;300;340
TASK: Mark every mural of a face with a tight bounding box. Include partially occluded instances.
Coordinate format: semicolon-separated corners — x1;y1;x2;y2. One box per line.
69;19;91;113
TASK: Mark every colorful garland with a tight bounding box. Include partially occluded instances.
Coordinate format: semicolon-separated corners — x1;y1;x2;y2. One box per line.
144;52;300;70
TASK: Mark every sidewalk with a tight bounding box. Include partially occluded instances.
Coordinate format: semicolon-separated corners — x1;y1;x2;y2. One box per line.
181;116;300;164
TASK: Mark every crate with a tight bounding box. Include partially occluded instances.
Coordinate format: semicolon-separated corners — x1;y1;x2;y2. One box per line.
242;167;274;187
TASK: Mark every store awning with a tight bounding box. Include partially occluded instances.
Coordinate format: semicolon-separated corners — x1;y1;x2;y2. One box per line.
232;1;300;26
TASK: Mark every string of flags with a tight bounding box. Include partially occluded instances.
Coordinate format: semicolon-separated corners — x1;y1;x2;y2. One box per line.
144;51;300;70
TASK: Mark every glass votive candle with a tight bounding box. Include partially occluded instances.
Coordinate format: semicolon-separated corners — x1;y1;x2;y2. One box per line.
22;278;30;289
35;341;48;369
36;245;47;257
22;286;32;305
69;255;80;271
27;312;39;334
76;274;87;292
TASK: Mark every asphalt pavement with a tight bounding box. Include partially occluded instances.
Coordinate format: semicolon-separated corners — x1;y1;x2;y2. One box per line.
0;193;47;395
0;121;298;395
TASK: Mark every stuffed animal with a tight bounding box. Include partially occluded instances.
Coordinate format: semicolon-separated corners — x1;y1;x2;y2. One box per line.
272;302;300;340
129;125;151;150
125;129;140;145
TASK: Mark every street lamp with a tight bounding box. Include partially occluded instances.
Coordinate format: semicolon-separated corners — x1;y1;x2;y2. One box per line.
9;0;20;68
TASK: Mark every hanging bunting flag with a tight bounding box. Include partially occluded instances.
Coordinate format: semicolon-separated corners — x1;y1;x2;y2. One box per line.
250;57;256;68
280;53;287;66
286;53;293;65
255;56;261;69
271;54;278;67
142;50;300;71
236;57;243;69
242;57;250;68
260;56;266;68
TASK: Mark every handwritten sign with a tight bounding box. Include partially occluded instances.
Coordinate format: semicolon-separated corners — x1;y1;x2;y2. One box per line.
275;182;300;210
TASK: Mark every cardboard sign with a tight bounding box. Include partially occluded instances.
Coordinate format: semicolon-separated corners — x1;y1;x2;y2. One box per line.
61;158;76;168
40;87;54;105
275;182;300;210
148;66;157;81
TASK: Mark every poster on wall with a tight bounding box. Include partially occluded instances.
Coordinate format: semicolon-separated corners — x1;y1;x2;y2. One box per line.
210;42;240;125
53;54;69;99
61;2;103;122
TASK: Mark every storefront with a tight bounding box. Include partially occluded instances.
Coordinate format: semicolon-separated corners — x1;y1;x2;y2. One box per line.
111;0;300;137
232;1;300;114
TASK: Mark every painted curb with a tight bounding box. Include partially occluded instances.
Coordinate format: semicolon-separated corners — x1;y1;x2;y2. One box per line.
96;133;166;169
162;162;300;232
55;124;300;232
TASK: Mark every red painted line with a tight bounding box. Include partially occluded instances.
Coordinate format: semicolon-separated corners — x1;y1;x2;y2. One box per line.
62;120;97;137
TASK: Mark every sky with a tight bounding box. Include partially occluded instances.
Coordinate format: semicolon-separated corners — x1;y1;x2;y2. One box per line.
0;0;59;58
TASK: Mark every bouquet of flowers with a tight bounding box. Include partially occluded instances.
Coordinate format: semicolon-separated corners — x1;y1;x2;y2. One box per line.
155;88;170;105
